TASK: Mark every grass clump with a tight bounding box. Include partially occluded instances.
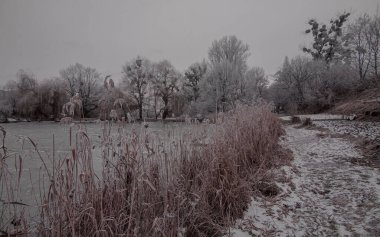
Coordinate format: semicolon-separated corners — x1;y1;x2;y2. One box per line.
302;117;313;126
291;115;301;124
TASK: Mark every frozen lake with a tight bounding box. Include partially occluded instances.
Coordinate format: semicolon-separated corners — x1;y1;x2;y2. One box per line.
1;120;209;154
1;120;209;174
0;121;211;228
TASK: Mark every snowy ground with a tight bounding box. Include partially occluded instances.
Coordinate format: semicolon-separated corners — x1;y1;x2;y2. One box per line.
314;120;380;142
279;114;345;122
230;125;380;236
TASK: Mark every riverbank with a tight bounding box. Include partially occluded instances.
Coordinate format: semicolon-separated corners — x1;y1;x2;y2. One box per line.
230;120;380;236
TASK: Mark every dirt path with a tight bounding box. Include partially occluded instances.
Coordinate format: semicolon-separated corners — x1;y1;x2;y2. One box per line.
231;125;380;236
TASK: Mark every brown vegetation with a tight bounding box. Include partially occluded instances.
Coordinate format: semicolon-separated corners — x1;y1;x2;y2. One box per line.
291;116;301;124
0;104;288;236
331;88;380;117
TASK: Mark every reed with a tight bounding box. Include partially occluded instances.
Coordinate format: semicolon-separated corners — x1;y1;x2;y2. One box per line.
1;103;288;236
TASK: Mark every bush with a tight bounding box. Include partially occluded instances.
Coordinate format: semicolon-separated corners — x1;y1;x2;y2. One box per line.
291;116;301;124
302;117;312;126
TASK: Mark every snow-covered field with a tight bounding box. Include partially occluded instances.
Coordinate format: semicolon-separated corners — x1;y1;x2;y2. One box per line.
314;120;380;142
230;125;380;236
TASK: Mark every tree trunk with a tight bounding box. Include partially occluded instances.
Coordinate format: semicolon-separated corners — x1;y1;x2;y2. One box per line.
154;95;158;120
138;103;143;121
162;97;169;120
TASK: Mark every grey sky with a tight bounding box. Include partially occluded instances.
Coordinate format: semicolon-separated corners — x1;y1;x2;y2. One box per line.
0;0;379;85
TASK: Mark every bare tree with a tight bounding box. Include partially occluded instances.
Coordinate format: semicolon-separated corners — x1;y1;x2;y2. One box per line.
288;57;313;109
345;13;380;84
38;78;68;119
152;60;180;119
244;66;269;101
16;69;37;95
274;56;313;111
122;57;151;120
271;55;358;113
184;61;207;102
346;14;372;80
60;63;101;117
206;35;250;111
206;59;241;111
367;14;380;79
11;70;39;118
208;35;250;67
145;82;161;119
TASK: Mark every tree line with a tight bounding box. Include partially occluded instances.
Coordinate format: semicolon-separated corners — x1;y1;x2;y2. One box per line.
270;12;380;113
0;35;268;121
1;11;379;120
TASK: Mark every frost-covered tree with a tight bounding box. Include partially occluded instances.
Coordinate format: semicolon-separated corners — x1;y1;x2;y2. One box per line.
208;35;250;68
99;75;133;121
38;78;68;119
206;59;241;111
145;82;162;119
16;69;38;95
122;57;152;120
270;55;357;113
346;13;380;82
205;35;250;112
274;56;313;111
184;61;207;102
367;14;380;79
60;63;101;117
152;60;180;119
244;66;269;101
12;70;39;118
3;72;68;119
346;14;372;80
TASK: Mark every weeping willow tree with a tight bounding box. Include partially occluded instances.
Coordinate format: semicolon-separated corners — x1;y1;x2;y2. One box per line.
62;93;83;118
98;75;135;121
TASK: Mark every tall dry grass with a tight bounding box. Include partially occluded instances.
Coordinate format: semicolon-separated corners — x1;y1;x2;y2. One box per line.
1;103;287;236
0;126;31;236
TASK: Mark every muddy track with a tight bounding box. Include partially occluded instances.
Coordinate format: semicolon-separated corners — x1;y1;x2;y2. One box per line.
232;125;380;236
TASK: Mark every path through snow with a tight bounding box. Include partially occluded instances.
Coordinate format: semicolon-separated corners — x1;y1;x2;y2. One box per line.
231;125;380;236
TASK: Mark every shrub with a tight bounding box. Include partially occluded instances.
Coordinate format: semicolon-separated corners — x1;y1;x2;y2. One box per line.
291;116;301;124
302;117;312;126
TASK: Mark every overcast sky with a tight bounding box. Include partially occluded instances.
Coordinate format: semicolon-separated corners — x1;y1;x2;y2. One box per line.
0;0;379;85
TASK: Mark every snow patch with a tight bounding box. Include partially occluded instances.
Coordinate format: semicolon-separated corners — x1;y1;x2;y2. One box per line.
230;125;380;236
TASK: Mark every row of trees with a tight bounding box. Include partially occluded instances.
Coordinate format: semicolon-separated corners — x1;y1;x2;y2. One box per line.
1;70;68;119
4;11;376;119
121;59;182;120
0;36;269;121
346;13;380;81
0;64;106;120
122;35;269;120
269;12;380;113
